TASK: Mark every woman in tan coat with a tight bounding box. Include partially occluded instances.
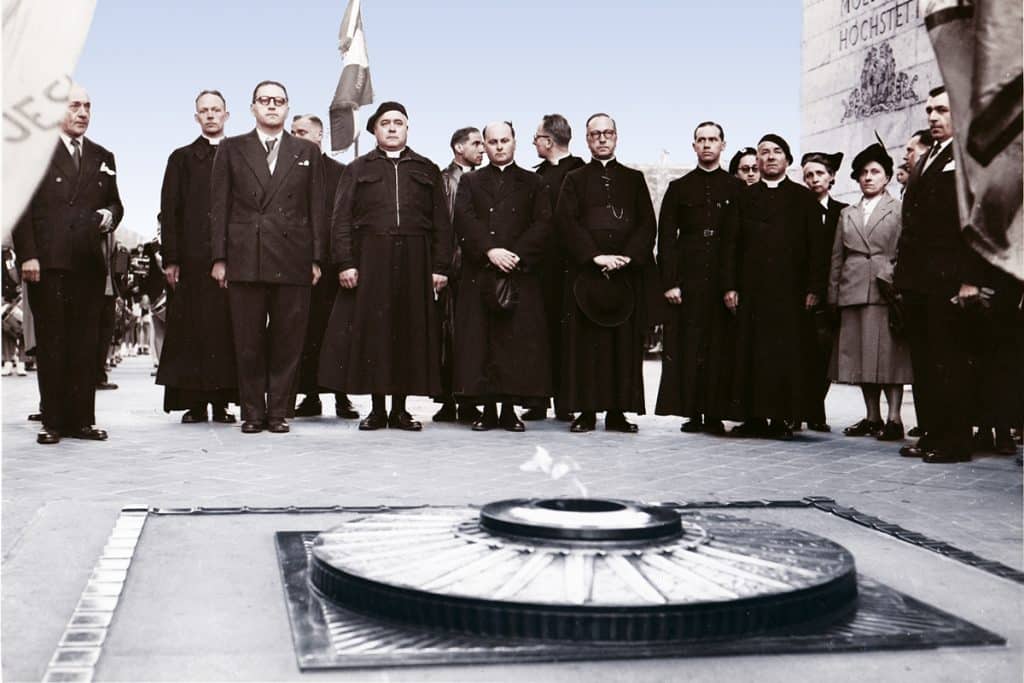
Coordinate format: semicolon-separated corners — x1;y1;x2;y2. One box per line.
828;142;912;441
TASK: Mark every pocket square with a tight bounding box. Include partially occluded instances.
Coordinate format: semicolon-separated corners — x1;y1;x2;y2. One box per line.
99;162;116;176
297;159;310;167
942;160;956;172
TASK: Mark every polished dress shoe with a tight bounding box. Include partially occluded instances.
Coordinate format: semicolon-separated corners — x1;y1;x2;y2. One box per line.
876;421;905;441
36;427;60;445
67;426;108;441
472;413;498;431
807;423;831;433
500;413;526;432
704;419;726;436
899;443;925;458
907;426;923;438
388;411;422;431
680;418;702;433
457;405;483;424
606;414;638;433
554;410;574;422
211;406;236;423
432;403;457;422
294;396;323;418
266;419;290;434
358;411;388;431
28;412;42;422
731;419;768;437
181;407;208;424
520;408;546;421
241;420;264;434
843;419;883;437
570;412;596;433
335;395;359;419
96;381;118;390
923;449;970;464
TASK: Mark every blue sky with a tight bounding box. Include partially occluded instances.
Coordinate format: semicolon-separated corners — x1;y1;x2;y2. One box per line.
74;0;802;239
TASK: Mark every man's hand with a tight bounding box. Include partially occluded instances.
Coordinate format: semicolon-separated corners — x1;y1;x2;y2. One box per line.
432;273;449;292
487;248;520;273
211;260;227;289
96;209;114;231
724;290;739;312
664;287;682;305
164;264;180;289
339;268;359;289
593;254;629;271
312;263;321;286
21;258;41;283
957;283;980;304
805;293;819;310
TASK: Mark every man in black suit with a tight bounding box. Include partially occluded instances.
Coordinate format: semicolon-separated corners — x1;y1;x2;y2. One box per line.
210;80;326;434
290;114;358;421
895;86;982;463
13;84;124;444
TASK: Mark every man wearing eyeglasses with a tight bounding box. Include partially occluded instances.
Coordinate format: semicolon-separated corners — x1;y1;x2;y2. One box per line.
209;80;326;434
522;113;586;423
556;113;657;433
655;121;743;436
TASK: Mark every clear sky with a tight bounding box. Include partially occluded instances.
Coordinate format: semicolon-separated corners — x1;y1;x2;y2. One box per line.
74;0;803;239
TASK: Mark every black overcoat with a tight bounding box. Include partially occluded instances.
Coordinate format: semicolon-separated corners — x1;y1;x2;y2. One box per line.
452;163;553;401
724;178;825;421
655;167;743;418
156;136;237;404
318;147;452;396
557;159;656;413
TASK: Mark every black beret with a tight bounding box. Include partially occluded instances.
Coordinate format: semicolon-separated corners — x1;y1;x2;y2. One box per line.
850;143;893;179
366;101;408;133
757;133;792;164
800;152;844;175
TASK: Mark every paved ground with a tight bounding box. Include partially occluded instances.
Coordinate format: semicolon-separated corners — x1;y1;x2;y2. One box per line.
2;356;1022;680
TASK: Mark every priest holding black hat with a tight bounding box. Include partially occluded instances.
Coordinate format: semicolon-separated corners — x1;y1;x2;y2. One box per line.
318;101;452;431
723;133;825;439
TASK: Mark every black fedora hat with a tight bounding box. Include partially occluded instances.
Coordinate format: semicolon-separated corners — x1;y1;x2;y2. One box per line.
573;269;634;328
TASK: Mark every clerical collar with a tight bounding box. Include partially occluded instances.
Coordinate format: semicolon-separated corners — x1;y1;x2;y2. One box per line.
256;128;282;146
594;157;616;167
494;161;514;172
549;152;572;166
455;162;473;174
762;176;786;188
384;147;406;159
202;134;223;145
697;164;720;173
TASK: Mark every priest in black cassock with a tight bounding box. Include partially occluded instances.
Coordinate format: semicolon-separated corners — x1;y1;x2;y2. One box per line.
557;113;657;433
451;121;553;431
156;90;237;424
723;134;825;439
655;121;743;435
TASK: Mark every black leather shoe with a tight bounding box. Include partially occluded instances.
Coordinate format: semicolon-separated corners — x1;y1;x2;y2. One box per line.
767;420;793;440
899;443;925;458
267;419;290;434
36;427;60;444
358;411;388;431
472;414;498;431
731;420;768;437
294;397;323;418
923;449;970;464
807;423;831;433
876;421;905;441
432;403;457;422
570;413;596;433
96;381;118;390
28;412;42;422
704;419;726;436
907;426;923;438
500;413;526;432
67;426;108;441
181;408;208;424
606;415;638;433
843;419;883;437
555;410;574;422
388;411;422;431
211;406;236;424
521;408;546;421
995;432;1018;455
457;405;483;424
680;418;702;433
241;420;264;434
335;395;359;419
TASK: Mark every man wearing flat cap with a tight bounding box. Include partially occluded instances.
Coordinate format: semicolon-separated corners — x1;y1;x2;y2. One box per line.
557;113;656;433
800;150;847;432
723;133;825;439
318;101;452;431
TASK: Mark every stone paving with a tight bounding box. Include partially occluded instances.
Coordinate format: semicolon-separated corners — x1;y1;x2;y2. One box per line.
2;356;1022;680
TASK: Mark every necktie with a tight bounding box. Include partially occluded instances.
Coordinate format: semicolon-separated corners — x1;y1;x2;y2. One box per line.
70;138;81;171
923;142;941;170
265;138;278;171
265;138;276;155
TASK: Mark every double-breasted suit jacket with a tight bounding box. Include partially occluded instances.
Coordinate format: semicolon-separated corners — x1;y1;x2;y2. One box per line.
828;192;902;307
452;163;553;401
13;137;123;432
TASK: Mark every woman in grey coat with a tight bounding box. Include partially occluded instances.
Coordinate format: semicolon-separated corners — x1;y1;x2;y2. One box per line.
828;142;912;441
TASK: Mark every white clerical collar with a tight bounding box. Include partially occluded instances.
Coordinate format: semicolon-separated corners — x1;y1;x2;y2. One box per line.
762;176;787;188
385;147;406;159
456;162;473;174
697;164;720;173
495;161;514;172
595;157;616;167
550;151;571;166
59;132;83;156
202;134;223;145
256;128;282;146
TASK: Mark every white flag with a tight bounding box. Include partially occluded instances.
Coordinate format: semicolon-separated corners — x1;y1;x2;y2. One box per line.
3;0;98;239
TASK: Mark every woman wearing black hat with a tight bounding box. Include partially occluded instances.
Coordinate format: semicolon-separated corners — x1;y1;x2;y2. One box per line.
800;152;848;432
827;141;912;441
